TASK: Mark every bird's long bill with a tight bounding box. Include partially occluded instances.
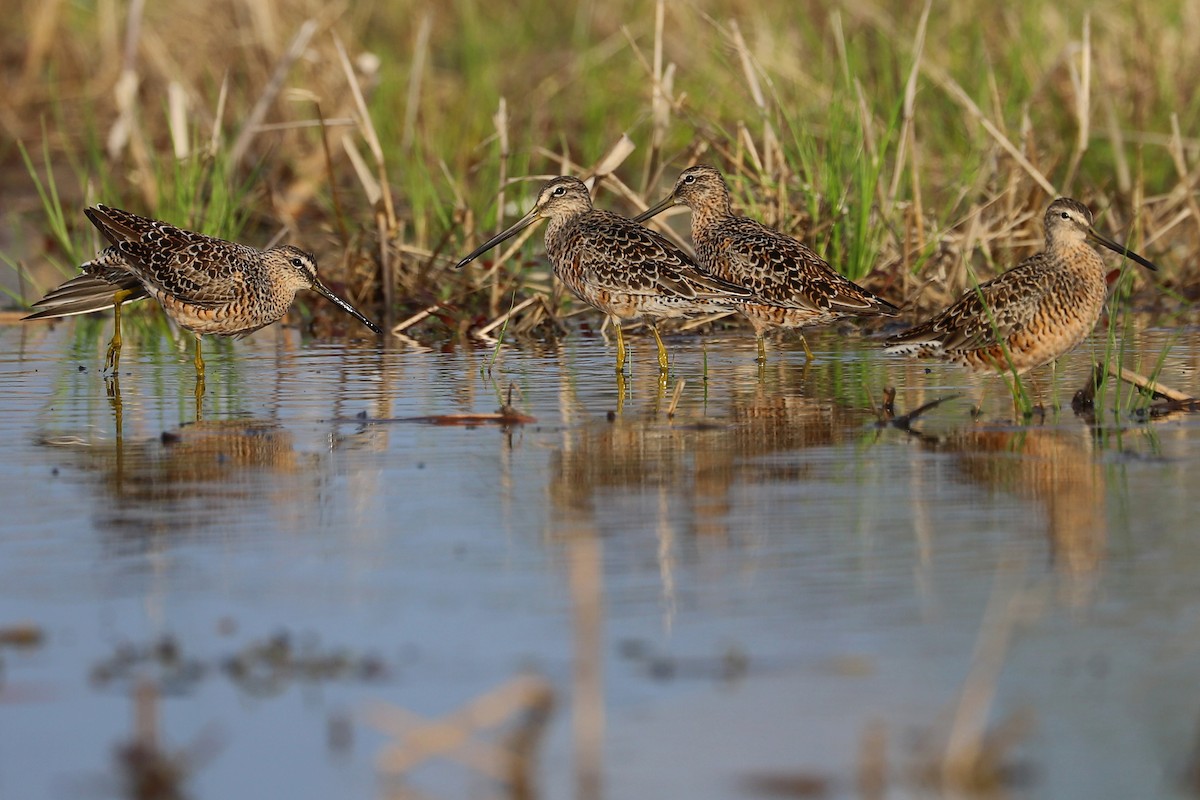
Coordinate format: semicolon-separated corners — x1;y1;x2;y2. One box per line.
631;194;676;224
312;280;384;334
453;207;542;270
1088;228;1159;272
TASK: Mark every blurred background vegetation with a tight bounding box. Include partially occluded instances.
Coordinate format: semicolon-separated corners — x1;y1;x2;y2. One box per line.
1;0;1196;338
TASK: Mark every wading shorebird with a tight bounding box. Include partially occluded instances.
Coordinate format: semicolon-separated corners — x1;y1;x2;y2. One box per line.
454;176;751;374
884;198;1158;411
636;164;899;363
24;205;382;381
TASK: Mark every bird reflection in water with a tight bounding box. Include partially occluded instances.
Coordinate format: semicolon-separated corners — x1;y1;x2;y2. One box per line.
548;367;873;631
919;424;1107;607
39;418;321;546
549;369;871;539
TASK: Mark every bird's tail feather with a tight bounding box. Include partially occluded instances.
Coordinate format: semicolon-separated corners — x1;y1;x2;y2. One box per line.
22;273;148;321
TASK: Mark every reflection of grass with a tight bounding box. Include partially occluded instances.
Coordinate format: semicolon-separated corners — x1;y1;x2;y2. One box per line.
1094;255;1179;417
5;0;1192;343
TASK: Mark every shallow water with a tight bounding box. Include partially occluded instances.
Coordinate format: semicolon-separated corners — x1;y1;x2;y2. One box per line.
3;319;1200;799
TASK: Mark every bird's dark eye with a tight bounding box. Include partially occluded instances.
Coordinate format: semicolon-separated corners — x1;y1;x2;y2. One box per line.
683;174;696;184
552;186;566;197
290;257;304;268
1060;212;1071;220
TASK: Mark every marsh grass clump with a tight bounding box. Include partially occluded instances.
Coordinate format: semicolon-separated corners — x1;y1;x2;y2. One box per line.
3;0;1198;348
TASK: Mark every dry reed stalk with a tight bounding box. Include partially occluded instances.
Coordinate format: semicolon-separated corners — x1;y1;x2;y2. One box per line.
666;379;685;417
728;19;780;177
229;18;318;167
590;134;637;185
401;12;432;153
97;0;119;67
334;31;397;236
167;82;189;161
315;101;350;248
642;0;668;193
1102;363;1194;403
390;304;442;335
1060;15;1091;193
1167;114;1200;244
889;0;931;235
676;311;734;332
333;40;399;318
17;0;63;105
106;0;150;192
736;122;764;176
851;1;1058;199
490;97;510;318
209;72;229;155
1101;92;1132;194
243;0;279;53
476;296;539;339
927;63;1058;198
342;139;380;206
830;11;850;87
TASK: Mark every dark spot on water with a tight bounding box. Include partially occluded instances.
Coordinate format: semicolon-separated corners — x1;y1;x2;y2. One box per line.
617;638;650;659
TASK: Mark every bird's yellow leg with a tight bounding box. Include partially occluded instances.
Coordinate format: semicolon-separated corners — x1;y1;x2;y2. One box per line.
193;334;206;410
650;325;668;374
614;319;627;374
971;378;988;420
756;334;767;365
615;369;627;416
799;333;814;363
194;334;206;380
104;289;136;373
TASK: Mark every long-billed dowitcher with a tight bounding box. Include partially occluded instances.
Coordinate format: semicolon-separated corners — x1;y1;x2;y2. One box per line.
635;164;899;363
884;198;1158;395
24;205;382;378
454;176;751;374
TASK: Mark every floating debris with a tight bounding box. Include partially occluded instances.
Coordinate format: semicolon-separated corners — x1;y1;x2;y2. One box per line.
1074;360;1198;415
618;640;750;683
0;623;45;649
222;631;387;697
90;631;388;697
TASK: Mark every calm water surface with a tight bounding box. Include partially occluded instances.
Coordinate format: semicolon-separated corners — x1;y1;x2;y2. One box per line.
3;320;1200;799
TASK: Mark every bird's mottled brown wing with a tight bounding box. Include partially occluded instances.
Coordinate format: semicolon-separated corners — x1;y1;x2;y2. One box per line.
889;256;1054;352
721;218;895;314
577;211;748;300
85;205;251;307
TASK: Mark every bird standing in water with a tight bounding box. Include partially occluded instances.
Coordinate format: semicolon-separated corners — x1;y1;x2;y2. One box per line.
24;205;382;389
884;198;1158;411
636;164;899;363
455;176;751;374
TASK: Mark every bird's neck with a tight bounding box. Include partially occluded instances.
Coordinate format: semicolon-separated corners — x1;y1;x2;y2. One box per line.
689;202;733;242
545;211;587;254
